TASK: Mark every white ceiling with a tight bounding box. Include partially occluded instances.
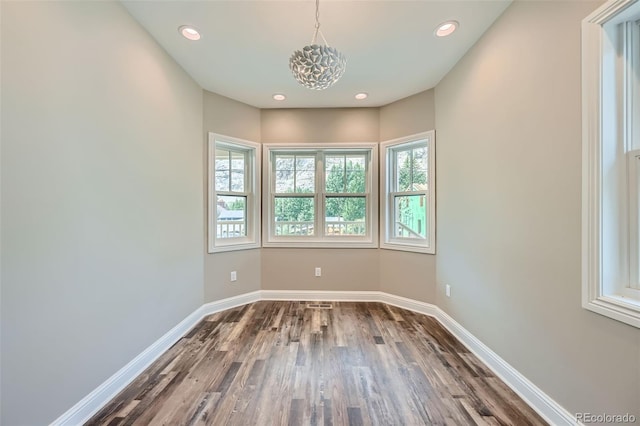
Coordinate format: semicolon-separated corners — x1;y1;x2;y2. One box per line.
122;1;511;109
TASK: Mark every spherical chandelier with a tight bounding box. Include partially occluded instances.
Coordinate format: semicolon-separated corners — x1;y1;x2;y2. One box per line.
289;0;346;90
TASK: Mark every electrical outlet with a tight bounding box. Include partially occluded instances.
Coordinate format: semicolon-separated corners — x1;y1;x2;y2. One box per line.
315;267;321;277
230;271;237;282
445;284;451;297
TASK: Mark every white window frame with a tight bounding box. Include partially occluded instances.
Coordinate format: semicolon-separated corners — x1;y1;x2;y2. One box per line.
380;131;436;254
627;150;640;292
262;143;378;248
582;0;640;328
208;133;261;253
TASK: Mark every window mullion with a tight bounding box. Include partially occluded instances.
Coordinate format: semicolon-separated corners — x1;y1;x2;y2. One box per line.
629;151;640;289
271;194;276;237
227;151;232;192
342;155;347;192
318;152;325;238
623;21;634;152
409;148;414;190
632;21;640;150
293;154;297;193
393;150;399;193
245;150;250;193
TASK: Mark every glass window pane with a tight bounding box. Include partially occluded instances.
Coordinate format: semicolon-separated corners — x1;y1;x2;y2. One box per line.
274;197;315;236
326;155;365;194
325;156;345;193
395;150;411;192
215;148;230;191
295;169;315;193
216;195;246;239
412;146;428;190
230;151;246;192
325;156;344;171
393;195;427;239
275;155;294;170
346;155;366;170
295;156;315;193
230;171;244;192
215;171;229;192
275;155;295;193
296;156;315;171
346;155;366;193
325;197;366;235
215;149;230;171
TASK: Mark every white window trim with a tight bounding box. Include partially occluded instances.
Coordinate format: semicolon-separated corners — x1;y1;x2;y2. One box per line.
208;133;261;253
380;131;436;254
626;150;640;294
582;0;640;328
262;143;378;248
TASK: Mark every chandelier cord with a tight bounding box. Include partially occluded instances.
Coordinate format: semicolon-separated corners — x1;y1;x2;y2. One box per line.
311;0;330;46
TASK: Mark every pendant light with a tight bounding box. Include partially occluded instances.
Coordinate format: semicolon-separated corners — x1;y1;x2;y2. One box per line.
289;0;346;90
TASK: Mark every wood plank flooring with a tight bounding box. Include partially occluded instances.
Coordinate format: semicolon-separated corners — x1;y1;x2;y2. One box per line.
87;301;547;426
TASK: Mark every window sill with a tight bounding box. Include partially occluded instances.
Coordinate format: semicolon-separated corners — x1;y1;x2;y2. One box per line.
380;242;435;254
208;242;261;254
583;294;640;329
262;240;378;249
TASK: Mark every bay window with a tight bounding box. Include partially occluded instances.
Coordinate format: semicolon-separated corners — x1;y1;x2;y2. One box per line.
208;133;260;253
380;131;436;253
263;144;378;247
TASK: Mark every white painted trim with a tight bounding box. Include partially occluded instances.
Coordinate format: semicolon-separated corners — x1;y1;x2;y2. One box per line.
200;290;262;316
50;291;261;426
377;292;439;317
261;289;382;302
52;290;575;426
261;143;379;248
379;131;436;255
208;133;261;254
582;0;640;328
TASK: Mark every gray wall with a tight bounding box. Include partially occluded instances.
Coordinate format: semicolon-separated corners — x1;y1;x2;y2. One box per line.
379;90;437;303
380;89;435;142
262;248;380;292
203;91;262;303
1;2;204;424
261;108;381;291
435;0;640;418
261;108;380;144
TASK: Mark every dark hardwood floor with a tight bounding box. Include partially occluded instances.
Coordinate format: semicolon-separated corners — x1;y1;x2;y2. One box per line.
87;301;547;426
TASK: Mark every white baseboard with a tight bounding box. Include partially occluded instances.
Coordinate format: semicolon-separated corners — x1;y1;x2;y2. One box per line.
260;289;381;302
434;309;576;426
377;292;440;317
52;289;574;426
201;290;262;316
50;290;261;426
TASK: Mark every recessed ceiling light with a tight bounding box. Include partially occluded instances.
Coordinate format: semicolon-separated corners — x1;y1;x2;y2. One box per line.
179;25;201;41
435;21;458;37
355;93;368;100
273;94;286;101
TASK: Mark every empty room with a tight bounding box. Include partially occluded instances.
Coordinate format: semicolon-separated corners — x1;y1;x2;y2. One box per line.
2;0;639;425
